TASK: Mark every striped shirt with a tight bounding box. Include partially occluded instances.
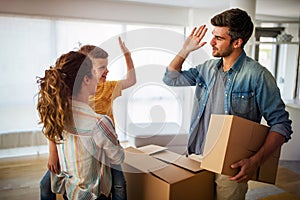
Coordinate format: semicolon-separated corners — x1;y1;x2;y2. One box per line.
51;100;124;200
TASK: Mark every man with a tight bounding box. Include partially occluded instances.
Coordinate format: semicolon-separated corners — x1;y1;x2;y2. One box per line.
163;8;292;200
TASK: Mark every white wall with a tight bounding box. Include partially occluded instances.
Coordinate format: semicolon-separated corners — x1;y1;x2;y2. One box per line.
281;104;300;160
277;44;299;100
0;0;189;26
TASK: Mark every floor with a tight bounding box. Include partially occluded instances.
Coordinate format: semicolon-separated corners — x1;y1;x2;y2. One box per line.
246;160;300;200
0;148;299;200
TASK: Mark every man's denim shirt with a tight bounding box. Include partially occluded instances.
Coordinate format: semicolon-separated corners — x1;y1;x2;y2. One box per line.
163;51;292;142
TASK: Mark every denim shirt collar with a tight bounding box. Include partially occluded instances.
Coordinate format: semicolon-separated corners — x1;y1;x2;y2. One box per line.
215;50;246;72
231;51;246;72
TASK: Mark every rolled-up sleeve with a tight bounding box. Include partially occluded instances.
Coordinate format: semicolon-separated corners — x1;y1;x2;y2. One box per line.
95;116;125;165
163;67;199;86
256;69;293;141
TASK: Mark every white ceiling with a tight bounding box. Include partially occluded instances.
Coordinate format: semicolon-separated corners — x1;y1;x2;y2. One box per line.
120;0;300;21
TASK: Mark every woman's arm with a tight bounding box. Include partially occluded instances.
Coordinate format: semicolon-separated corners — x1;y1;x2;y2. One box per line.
48;140;60;174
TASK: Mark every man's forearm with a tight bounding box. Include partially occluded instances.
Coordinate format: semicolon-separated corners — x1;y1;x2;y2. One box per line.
250;131;285;166
168;48;190;72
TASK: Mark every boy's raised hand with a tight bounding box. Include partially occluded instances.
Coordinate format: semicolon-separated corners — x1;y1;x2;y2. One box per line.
118;36;130;55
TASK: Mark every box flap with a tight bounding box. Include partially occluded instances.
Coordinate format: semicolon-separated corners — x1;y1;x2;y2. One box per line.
125;146;144;154
152;150;203;172
174;155;203;172
124;147;168;173
150;164;194;184
138;144;168;155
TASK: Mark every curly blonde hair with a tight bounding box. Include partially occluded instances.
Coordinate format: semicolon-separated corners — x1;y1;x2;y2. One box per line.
37;51;93;143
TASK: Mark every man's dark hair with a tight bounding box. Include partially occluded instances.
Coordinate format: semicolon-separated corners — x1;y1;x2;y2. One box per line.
211;8;254;48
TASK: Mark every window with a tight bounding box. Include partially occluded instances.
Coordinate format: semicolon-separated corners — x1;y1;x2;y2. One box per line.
0;16;53;132
109;24;190;138
0;16;189;140
254;26;299;100
0;16;123;133
257;37;277;76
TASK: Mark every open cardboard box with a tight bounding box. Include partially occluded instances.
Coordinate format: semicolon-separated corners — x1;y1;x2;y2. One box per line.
122;144;214;200
201;114;281;184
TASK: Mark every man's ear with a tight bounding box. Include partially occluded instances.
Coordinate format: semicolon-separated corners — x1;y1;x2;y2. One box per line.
83;75;90;85
233;38;243;48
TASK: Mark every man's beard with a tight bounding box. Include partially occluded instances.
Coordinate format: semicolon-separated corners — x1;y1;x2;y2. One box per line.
212;44;234;57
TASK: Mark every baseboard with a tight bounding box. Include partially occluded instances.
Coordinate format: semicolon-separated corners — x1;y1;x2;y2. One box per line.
0;130;47;149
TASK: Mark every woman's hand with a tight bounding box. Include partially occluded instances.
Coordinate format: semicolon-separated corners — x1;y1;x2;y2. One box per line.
48;141;60;174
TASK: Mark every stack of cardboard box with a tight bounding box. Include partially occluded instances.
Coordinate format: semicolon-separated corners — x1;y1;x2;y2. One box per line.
122;145;214;200
122;115;281;199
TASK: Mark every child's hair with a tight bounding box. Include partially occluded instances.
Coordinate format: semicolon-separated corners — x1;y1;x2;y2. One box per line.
79;45;109;59
37;51;93;143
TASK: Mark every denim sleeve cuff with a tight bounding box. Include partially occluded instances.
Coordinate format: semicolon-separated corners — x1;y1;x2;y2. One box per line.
164;67;181;79
269;123;292;142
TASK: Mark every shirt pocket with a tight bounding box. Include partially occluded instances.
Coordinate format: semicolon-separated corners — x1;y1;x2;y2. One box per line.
195;77;207;100
231;91;255;115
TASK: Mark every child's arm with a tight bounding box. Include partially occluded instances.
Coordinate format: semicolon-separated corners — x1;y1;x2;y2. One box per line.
47;140;60;174
118;37;136;89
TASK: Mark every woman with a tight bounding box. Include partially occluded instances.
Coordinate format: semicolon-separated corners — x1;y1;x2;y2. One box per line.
37;51;124;199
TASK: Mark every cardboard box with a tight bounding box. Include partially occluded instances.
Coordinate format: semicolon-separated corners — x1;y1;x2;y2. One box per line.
201;114;281;184
122;144;214;200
